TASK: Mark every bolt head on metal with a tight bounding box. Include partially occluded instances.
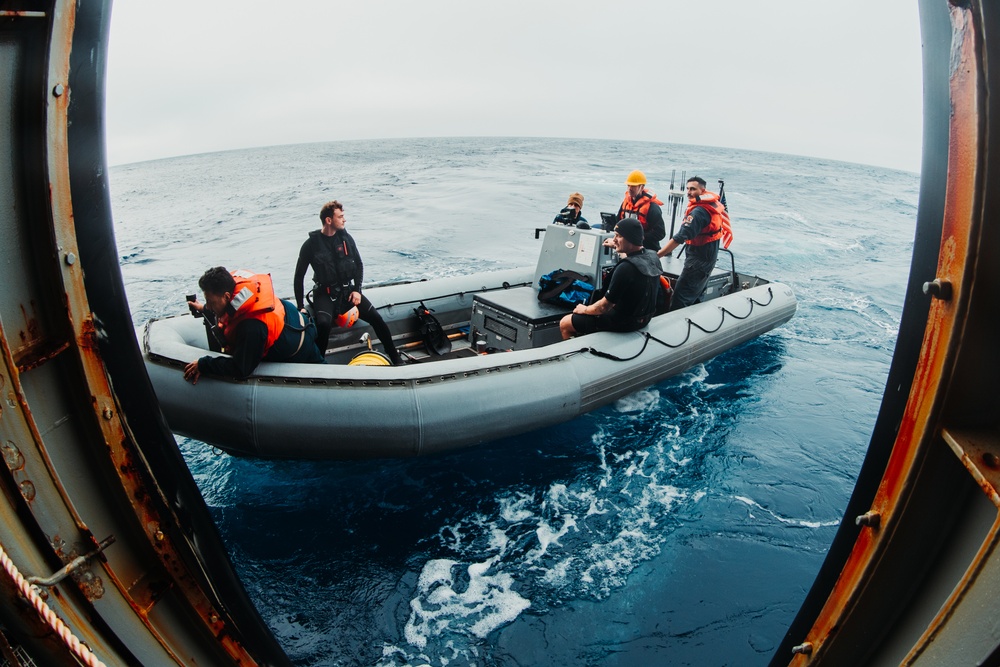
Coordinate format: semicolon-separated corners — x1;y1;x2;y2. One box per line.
921;278;952;300
19;480;36;501
52;83;64;97
64;252;76;266
791;642;813;655
855;511;881;529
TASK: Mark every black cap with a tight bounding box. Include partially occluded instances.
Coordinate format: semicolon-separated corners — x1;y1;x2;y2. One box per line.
614;218;644;246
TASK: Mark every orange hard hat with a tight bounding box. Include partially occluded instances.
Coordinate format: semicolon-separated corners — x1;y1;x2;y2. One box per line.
625;170;647;186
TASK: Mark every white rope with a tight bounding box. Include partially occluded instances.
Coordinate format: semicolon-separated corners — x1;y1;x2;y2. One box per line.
0;540;107;667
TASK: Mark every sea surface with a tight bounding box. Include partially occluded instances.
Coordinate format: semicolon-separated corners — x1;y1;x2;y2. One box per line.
111;137;920;666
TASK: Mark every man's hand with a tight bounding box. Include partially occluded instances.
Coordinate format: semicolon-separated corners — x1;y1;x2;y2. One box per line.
576;296;610;316
657;239;679;258
348;291;362;306
183;360;201;385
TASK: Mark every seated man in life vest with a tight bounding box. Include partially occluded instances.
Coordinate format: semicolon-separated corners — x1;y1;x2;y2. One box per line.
559;218;662;339
618;170;666;251
553;192;589;227
183;267;324;384
656;176;730;310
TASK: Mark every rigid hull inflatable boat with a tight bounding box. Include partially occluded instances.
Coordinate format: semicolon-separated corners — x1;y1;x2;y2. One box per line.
141;223;797;458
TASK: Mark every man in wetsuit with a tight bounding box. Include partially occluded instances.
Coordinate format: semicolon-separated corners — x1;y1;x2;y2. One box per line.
183;267;324;384
618;170;666;251
293;200;402;365
657;176;725;311
559;218;662;339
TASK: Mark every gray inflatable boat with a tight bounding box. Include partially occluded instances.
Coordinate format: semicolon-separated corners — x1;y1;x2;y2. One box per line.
141;224;797;458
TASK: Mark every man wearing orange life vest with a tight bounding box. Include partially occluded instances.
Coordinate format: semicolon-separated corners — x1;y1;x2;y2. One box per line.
656;176;731;311
183;267;324;384
617;170;665;251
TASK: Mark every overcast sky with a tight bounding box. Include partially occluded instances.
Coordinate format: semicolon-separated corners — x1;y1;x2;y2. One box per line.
105;1;923;172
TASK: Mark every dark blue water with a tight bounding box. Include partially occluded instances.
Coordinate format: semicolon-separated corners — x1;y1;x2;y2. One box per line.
112;137;919;666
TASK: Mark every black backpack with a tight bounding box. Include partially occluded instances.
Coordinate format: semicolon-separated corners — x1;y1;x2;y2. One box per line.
414;303;451;356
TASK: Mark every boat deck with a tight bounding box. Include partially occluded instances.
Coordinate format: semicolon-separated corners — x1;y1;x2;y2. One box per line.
322;262;770;366
325;321;481;365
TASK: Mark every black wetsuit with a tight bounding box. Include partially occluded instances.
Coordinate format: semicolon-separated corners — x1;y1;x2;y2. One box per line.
668;207;720;310
571;249;661;334
293;229;401;364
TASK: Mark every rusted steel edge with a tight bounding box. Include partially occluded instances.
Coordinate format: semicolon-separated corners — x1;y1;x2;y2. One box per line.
13;1;264;664
900;432;1000;663
788;4;986;663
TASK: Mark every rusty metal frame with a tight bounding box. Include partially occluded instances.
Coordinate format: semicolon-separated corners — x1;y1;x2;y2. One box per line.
0;2;290;664
772;1;1000;664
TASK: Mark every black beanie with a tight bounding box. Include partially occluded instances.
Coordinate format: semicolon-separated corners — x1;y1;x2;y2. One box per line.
614;218;644;247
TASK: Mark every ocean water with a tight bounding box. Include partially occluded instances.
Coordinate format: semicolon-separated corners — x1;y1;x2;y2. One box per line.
111;137;919;666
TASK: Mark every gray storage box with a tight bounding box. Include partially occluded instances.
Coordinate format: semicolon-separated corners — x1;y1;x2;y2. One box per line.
702;269;735;301
471;286;569;351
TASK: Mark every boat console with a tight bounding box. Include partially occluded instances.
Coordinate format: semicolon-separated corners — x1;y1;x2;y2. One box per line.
531;223;619;289
468;224;750;352
471;224;617;351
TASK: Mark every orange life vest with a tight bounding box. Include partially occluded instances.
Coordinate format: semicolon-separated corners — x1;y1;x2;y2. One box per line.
619;189;664;230
219;270;286;354
684;191;733;248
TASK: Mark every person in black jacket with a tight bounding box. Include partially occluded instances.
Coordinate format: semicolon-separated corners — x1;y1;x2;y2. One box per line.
618;170;666;251
183;267;323;384
293;200;402;365
553;192;589;227
559;218;661;339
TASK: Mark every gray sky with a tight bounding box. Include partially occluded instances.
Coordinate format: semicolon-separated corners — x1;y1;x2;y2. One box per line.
106;1;923;172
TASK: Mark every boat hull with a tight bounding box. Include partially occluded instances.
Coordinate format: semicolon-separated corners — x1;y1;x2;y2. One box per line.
143;272;796;459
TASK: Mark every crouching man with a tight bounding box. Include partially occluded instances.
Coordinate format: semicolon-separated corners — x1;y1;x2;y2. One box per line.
559;218;661;339
184;267;324;384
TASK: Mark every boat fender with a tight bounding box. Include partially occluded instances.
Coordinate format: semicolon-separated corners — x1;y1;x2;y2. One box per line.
538;269;594;306
657;275;673;315
414;303;452;356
